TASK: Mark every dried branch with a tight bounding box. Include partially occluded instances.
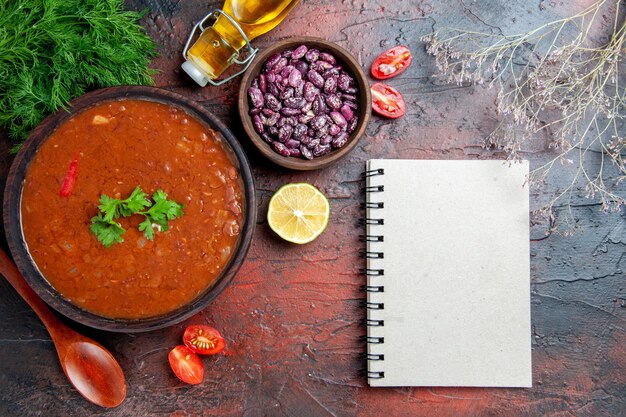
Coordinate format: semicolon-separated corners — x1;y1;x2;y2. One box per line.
424;0;626;235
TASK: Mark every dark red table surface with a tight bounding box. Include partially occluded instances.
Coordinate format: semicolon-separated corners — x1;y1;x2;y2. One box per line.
1;1;624;416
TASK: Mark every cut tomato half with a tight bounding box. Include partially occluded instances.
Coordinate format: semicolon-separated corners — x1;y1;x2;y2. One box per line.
371;83;406;118
371;45;412;80
183;325;225;355
168;345;204;384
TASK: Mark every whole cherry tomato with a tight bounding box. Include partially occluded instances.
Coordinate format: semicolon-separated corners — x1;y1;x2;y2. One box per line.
371;45;412;80
168;345;204;384
183;325;225;355
371;83;406;118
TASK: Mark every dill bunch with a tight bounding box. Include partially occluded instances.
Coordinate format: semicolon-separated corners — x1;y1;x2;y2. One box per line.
0;0;157;150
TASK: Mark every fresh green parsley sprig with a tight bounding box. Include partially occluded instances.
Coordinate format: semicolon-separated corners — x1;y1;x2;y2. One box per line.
90;186;184;247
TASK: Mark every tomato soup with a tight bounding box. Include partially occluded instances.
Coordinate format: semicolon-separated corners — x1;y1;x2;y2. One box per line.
21;99;244;319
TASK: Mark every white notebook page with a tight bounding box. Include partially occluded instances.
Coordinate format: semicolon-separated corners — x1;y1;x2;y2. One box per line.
366;159;531;387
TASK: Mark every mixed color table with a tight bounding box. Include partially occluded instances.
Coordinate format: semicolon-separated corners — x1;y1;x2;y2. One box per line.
1;1;624;415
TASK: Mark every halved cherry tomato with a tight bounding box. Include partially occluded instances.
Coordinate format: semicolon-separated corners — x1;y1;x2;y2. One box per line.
168;345;204;384
371;45;412;80
371;83;406;118
183;325;225;355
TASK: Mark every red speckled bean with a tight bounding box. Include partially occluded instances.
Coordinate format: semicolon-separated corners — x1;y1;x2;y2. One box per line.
300;145;314;160
300;134;313;146
307;138;320;149
343;100;357;109
272;141;290;156
312;95;327;115
347;116;358;133
293;123;307;139
285;138;300;149
332;132;349;148
307;70;325;88
330;111;347;127
279;87;294;100
298;114;313;124
311;60;333;72
284;97;306;109
315;125;329;139
324;94;342;110
289;68;302;87
264;93;281;112
294;60;308;75
253;114;264;134
267;82;280;97
322;68;339;78
280;65;294;78
313;143;332;156
303;82;319;102
323;76;337;94
281;107;301;116
265;53;282;71
292;45;308;60
340;104;354;121
259;74;267;93
266;113;280;126
310;115;327;130
272;57;288;74
278;125;293;142
319;52;336;64
305;48;319;62
337;73;352;91
248;87;264;108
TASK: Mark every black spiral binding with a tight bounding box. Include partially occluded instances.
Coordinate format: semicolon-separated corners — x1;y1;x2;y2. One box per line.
361;167;385;381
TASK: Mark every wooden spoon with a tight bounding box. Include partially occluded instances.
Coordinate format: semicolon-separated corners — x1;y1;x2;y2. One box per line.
0;249;126;408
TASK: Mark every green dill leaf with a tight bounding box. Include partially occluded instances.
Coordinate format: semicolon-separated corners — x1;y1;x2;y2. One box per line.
90;213;125;247
0;0;158;149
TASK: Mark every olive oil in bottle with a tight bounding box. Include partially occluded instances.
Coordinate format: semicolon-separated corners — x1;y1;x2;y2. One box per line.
182;0;300;86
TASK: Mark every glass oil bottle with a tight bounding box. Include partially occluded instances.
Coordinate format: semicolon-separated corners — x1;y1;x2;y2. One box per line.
182;0;300;86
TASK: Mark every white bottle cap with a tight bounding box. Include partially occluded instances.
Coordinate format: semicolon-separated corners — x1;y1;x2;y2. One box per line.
182;60;209;87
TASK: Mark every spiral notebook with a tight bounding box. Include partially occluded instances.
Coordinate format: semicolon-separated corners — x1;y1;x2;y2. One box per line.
363;159;531;387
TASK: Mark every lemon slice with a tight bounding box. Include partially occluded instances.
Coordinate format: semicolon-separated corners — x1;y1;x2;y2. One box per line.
267;183;330;244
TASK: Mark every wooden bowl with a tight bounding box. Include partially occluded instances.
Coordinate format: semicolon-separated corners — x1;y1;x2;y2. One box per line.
3;86;256;332
238;37;371;170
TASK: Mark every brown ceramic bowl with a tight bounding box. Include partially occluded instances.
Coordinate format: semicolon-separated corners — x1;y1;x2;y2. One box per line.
238;37;371;170
3;86;256;332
